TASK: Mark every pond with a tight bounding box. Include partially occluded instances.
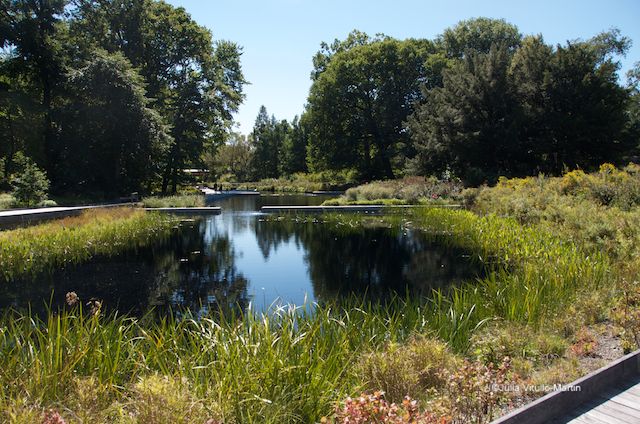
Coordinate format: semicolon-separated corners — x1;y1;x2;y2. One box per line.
0;194;482;317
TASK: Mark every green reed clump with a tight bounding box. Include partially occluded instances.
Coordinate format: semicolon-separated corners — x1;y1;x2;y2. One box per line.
409;208;608;326
142;194;205;208
0;208;176;281
0;298;443;423
313;206;609;340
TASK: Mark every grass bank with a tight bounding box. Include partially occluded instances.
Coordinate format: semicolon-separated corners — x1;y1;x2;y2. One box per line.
322;177;463;206
216;170;358;193
2;166;637;423
0;298;536;423
0;208;176;281
141;194;205;208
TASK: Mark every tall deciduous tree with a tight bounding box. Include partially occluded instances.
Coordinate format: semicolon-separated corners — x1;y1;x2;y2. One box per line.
68;0;245;193
306;36;435;179
440;17;522;58
205;132;253;182
1;0;66;174
56;52;170;195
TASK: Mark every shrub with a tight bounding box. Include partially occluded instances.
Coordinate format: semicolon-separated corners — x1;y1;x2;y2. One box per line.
331;177;463;205
11;159;50;207
326;392;448;424
0;192;16;209
142;194;205;208
358;337;459;403
442;357;519;423
471;323;567;368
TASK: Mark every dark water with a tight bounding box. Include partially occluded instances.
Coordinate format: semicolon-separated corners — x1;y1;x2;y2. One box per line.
0;195;481;316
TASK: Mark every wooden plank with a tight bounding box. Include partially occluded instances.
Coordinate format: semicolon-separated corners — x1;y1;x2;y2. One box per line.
596;399;640;419
595;393;640;411
581;407;631;424
622;383;640;397
601;387;640;403
590;401;640;423
565;414;612;424
491;349;640;424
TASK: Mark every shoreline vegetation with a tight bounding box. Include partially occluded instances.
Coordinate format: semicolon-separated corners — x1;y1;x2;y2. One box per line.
141;194;206;208
3;164;640;422
0;208;177;282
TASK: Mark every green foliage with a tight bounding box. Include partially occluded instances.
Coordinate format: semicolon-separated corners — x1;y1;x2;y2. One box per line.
250;106;290;180
0;193;17;209
440;17;522;58
0;208;176;281
205;132;253;182
57;51;170;195
219;170;358;193
325;177;463;205
306;35;435;179
1;0;246;196
142;194;205;208
469;165;640;261
11;158;50;206
410;31;632;182
0;298;448;423
358;337;459;403
471;323;567;367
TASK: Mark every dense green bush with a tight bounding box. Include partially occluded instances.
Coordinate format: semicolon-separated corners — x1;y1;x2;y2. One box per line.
11;159;50;207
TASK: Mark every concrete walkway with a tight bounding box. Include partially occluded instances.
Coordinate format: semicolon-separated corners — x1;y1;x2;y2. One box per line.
0;205;122;226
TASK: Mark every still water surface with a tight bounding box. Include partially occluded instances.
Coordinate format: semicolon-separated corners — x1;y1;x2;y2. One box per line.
1;195;481;316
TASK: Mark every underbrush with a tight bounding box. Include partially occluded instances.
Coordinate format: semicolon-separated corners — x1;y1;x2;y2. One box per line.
142;194;205;208
0;193;15;209
216;170;359;193
0;208;176;281
0;193;57;210
323;177;463;205
465;164;640;261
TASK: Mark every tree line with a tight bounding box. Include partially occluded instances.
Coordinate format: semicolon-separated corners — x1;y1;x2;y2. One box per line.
1;0;245;196
239;19;639;185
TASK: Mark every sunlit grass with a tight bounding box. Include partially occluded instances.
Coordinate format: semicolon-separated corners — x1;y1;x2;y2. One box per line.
142;194;205;208
0;208;177;281
0;299;448;423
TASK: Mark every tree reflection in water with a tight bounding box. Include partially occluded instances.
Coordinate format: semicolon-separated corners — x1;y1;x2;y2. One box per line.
2;195;482;318
252;218;482;304
1;219;250;318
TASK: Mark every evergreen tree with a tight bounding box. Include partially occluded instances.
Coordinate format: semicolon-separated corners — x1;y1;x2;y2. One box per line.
409;44;520;184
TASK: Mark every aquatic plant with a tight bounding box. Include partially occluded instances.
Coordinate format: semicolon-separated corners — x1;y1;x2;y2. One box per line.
0;299;446;423
142;194;205;208
0;208;176;281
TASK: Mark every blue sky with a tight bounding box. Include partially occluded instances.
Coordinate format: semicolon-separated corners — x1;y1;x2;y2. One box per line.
166;0;640;135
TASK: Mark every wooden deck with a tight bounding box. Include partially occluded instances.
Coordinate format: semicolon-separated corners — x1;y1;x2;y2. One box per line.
492;349;640;424
554;376;640;423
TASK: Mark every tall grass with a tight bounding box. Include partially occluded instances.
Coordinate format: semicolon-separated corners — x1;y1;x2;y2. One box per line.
319;206;609;332
322;177;463;205
0;208;176;281
0;299;442;423
142;194;205;208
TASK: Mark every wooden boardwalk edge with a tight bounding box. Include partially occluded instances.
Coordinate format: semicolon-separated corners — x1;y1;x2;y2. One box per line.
491;349;640;424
